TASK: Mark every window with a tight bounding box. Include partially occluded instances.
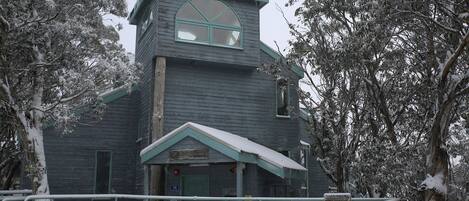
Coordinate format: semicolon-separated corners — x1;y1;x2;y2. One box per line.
95;151;112;194
141;10;153;36
276;78;290;117
175;0;242;48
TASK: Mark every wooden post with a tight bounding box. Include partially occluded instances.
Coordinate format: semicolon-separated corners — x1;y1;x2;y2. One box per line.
150;57;166;195
144;164;149;195
236;162;245;197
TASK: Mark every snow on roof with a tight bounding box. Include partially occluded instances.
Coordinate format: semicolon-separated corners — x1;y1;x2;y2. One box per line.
300;140;311;147
141;122;306;171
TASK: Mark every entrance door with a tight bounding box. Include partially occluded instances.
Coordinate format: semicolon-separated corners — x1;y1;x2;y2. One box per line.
182;175;209;196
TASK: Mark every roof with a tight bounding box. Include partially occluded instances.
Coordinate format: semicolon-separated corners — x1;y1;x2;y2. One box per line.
260;42;304;78
140;122;306;178
128;0;269;24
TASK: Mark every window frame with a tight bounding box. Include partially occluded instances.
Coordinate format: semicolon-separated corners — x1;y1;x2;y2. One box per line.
276;78;290;118
93;150;113;194
174;0;243;49
140;9;153;39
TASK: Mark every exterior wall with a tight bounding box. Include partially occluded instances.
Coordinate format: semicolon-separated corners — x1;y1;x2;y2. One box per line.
164;164;259;196
132;0;304;195
155;0;260;67
134;0;158;193
43;93;139;194
299;116;332;197
163;58;300;151
147;137;234;164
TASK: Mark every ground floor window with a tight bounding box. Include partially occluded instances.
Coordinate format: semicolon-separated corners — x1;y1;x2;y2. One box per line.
95;151;112;194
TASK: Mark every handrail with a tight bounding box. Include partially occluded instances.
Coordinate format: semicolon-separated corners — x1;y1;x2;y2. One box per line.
2;196;27;201
0;190;32;195
21;194;398;201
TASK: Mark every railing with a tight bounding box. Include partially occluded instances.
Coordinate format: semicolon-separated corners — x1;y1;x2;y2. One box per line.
0;190;32;201
0;194;398;201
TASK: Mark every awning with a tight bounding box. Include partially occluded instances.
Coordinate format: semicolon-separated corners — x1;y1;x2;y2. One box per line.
140;122;306;178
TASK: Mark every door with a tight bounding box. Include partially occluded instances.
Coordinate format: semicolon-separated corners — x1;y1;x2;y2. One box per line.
182;175;209;196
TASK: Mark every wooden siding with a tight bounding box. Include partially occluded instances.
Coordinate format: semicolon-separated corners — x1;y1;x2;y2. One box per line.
155;0;260;67
43;93;139;194
299;117;333;197
134;0;158;193
163;57;300;151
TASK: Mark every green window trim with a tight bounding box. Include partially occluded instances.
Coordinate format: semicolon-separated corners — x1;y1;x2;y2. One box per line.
139;9;153;39
175;0;243;49
276;78;291;118
94;150;113;194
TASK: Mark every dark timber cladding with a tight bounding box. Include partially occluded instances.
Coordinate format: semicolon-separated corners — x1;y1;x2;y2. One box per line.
163;56;300;151
155;0;260;67
42;93;139;194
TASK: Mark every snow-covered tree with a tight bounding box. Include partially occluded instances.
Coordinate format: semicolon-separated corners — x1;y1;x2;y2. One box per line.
284;0;469;200
0;0;138;195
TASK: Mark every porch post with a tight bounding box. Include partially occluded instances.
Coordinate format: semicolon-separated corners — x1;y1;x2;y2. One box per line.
236;162;245;197
144;164;150;195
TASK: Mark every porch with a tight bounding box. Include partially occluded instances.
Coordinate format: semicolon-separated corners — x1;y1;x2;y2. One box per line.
140;122;307;197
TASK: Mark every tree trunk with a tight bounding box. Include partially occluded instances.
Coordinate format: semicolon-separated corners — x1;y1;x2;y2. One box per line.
17;112;50;195
424;102;452;201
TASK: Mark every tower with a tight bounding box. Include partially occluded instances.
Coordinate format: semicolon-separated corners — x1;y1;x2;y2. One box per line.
129;0;306;197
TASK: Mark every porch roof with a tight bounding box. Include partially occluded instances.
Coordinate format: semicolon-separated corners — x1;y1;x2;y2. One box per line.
140;122;306;178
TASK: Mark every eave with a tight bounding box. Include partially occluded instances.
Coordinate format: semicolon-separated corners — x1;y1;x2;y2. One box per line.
260;42;304;78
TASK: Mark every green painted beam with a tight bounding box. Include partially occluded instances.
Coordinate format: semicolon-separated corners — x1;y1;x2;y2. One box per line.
43;85;137;129
140;126;290;179
260;42;304;78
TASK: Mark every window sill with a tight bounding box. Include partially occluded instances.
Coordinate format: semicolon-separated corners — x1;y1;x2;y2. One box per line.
175;39;243;50
276;115;291;119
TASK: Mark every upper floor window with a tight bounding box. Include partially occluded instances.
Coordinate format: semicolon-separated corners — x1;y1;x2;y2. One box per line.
141;10;153;36
175;0;242;48
276;78;290;117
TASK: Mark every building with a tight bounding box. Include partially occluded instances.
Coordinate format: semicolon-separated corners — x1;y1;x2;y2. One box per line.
37;0;331;197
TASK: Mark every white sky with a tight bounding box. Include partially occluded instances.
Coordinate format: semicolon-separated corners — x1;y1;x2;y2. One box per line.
112;0;300;55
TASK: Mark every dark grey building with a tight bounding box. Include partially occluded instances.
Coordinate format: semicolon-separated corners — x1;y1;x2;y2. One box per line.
39;0;331;197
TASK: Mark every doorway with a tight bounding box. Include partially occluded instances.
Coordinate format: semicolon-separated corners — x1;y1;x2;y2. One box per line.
181;175;209;196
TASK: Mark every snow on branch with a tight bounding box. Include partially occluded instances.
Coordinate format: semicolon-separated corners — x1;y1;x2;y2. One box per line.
419;171;447;195
439;32;469;82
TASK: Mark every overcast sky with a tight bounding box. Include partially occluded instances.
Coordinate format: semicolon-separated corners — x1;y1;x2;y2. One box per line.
112;0;300;55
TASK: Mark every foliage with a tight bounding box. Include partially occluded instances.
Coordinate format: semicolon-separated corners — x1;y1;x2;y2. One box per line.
282;0;469;200
0;0;139;194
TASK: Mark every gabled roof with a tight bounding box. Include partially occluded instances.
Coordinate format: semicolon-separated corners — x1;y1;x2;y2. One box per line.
128;0;269;24
140;122;306;178
260;42;304;78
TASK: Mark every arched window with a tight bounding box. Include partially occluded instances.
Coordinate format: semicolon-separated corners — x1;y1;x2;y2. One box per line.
175;0;242;48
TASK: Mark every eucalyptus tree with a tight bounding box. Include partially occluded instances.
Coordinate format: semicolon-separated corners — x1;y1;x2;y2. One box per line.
0;0;138;194
285;0;469;200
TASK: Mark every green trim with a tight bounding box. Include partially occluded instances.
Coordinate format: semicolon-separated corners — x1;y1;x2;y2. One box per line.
140;126;289;178
258;159;285;178
101;85;138;104
255;0;269;7
175;0;243;49
93;150;113;194
128;0;269;24
275;78;291;118
299;108;310;121
260;42;304;78
43;85;137;129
